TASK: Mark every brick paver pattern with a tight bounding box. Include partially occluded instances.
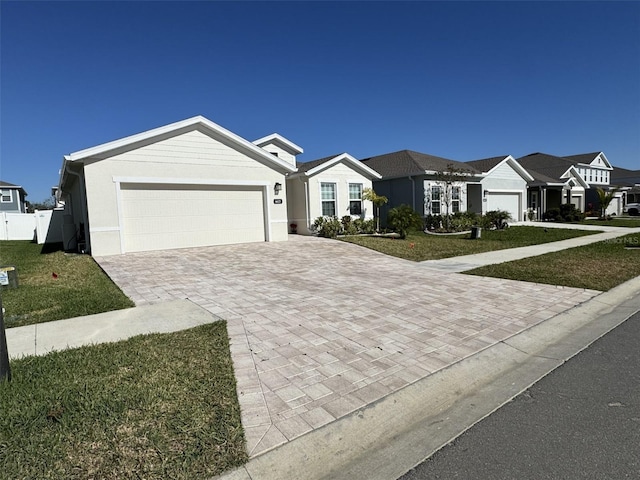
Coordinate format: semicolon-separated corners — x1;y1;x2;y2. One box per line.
96;236;599;457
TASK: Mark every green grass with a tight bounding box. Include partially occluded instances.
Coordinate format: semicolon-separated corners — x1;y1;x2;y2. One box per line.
339;226;599;262
0;241;134;327
0;322;247;479
578;218;640;227
466;233;640;291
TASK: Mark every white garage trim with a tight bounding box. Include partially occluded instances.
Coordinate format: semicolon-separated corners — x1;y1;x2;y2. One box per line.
112;177;273;254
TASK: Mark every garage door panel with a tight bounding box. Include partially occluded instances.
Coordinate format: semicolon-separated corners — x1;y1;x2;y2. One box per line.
487;193;520;221
121;184;266;253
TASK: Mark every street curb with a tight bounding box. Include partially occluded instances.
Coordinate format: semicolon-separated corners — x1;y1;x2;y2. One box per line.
213;276;640;480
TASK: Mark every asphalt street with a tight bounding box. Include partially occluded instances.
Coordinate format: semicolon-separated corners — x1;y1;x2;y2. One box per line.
399;309;640;480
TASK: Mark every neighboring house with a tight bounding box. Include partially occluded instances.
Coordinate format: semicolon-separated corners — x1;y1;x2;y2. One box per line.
0;181;28;213
517;151;626;216
516;153;590;217
56;116;297;256
287;153;381;235
611;166;640;212
360;150;481;226
563;152;618;213
465;156;534;222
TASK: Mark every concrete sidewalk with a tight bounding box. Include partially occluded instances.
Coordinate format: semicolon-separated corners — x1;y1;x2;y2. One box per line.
421;224;640;272
6;299;219;359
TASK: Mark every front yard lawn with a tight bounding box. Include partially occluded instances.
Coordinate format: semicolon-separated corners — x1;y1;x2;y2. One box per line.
0;322;247;480
578;218;640;228
0;241;134;327
466;233;640;291
340;226;598;262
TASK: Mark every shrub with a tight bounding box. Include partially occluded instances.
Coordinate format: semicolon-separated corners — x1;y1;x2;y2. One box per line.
449;211;478;231
312;216;342;238
543;204;584;222
543;207;561;222
341;216;358;235
482;210;512;230
424;214;444;231
387;204;423;239
355;218;376;234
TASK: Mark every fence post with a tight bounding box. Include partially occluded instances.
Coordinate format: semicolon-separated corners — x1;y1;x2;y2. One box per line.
0;296;11;382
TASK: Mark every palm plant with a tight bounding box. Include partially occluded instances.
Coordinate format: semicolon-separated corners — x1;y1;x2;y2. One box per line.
596;187;619;218
362;187;388;232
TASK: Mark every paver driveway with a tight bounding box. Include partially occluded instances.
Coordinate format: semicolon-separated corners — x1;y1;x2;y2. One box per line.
96;235;599;457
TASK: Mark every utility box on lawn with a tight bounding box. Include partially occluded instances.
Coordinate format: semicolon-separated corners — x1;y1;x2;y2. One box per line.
471;226;482;239
0;266;18;289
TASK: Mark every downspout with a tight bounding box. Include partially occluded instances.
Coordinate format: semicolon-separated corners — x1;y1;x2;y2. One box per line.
65;164;90;253
409;176;416;212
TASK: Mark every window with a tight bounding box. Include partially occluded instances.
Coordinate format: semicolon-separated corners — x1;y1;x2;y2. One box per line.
452;186;461;213
431;185;441;214
321;182;336;216
0;189;11;203
349;183;363;215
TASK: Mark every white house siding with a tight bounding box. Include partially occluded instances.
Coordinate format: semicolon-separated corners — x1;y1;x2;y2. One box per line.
259;143;296;168
303;162;375;230
286;177;311;234
83;129;288;256
479;162;528;221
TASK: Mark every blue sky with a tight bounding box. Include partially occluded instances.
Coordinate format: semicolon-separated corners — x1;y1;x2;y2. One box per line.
1;1;639;203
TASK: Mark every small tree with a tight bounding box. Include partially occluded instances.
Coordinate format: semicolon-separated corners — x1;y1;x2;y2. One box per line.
26;197;55;212
432;165;473;231
362;187;388;232
596;187;619;219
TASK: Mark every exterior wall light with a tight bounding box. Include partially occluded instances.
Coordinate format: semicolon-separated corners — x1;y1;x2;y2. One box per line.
274;182;282;195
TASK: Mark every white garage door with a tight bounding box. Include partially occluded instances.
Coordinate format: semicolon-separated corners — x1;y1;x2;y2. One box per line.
120;183;266;253
486;192;520;222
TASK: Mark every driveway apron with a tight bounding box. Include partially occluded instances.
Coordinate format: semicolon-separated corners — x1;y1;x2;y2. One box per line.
96;235;599;457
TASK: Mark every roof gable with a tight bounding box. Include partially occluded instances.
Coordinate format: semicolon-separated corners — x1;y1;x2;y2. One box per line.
361;150;478;179
466;155;534;182
0;181;27;196
252;133;303;155
64;116;297;174
564;152;612;169
293;153;382;179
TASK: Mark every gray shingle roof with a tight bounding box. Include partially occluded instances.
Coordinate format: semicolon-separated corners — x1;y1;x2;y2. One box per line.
360;150;477;178
611;166;640;186
0;180;27;196
516;153;575;183
295;155;343;173
563;152;602;165
0;181;21;188
465;156;509;173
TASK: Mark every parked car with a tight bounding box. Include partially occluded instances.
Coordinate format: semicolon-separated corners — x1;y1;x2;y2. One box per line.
625;202;640;216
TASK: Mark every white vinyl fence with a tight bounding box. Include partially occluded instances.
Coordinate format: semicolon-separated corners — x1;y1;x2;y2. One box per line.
1;212;36;241
1;209;65;243
35;209;64;244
